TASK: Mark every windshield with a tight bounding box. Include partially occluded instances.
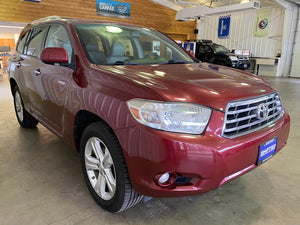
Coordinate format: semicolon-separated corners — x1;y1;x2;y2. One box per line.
211;45;230;53
75;23;194;65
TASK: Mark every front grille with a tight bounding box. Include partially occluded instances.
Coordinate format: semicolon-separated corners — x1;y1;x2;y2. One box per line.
222;92;284;139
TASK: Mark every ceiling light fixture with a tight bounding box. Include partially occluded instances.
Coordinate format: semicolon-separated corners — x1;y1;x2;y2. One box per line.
0;25;24;29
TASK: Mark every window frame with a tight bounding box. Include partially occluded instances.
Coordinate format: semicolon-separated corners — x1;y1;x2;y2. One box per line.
43;23;76;69
16;28;32;54
24;25;49;58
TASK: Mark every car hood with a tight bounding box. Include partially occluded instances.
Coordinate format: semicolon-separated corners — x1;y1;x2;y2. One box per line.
97;63;274;111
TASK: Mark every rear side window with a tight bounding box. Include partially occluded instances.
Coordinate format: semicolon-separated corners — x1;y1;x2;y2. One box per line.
45;25;73;64
16;29;31;54
204;46;212;53
197;45;205;54
26;26;48;57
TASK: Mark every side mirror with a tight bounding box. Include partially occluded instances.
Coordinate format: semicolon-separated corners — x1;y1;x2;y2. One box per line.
40;47;68;64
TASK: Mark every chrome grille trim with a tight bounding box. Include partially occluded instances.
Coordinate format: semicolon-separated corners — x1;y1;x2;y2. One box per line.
222;92;284;139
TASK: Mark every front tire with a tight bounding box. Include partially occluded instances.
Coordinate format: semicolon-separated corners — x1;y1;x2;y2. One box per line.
80;122;143;212
13;86;38;128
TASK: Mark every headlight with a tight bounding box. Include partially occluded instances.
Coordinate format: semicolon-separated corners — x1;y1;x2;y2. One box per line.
127;99;212;134
229;56;238;61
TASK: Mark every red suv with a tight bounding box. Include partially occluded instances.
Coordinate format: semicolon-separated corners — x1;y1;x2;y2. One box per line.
8;16;290;213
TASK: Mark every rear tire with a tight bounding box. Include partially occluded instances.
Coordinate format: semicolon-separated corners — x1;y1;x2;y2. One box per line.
80;121;143;213
13;86;38;128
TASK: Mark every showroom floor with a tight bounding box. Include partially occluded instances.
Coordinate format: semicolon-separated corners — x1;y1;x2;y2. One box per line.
0;74;299;225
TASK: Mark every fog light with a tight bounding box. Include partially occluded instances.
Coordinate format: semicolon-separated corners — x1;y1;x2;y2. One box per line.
158;173;170;184
154;172;177;188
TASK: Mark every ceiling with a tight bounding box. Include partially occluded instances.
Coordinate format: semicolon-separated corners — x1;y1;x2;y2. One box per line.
159;0;300;9
0;0;299;35
173;0;277;8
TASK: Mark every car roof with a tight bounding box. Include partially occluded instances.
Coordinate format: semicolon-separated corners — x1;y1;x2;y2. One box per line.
26;15;145;29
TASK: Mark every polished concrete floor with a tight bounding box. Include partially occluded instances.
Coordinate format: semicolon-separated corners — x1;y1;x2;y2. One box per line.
0;75;299;225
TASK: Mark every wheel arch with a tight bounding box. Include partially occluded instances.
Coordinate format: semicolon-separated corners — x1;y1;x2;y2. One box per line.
73;110;115;152
9;78;18;95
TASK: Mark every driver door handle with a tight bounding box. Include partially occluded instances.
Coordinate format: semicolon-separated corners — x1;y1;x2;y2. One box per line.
15;62;21;67
34;69;41;76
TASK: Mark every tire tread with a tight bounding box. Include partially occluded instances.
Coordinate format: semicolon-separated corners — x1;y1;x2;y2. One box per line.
13;86;38;128
81;121;143;213
103;123;143;212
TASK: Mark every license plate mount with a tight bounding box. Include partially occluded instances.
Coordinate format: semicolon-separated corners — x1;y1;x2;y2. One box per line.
257;137;278;165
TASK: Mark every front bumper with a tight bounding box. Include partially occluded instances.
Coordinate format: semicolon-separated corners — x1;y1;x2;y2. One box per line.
115;110;290;198
237;60;251;70
230;59;250;70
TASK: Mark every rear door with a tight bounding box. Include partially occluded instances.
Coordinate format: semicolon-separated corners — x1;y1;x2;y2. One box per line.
9;29;32;110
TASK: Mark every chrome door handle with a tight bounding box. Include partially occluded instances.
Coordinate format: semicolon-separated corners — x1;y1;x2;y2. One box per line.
57;80;66;86
34;69;41;76
15;62;21;67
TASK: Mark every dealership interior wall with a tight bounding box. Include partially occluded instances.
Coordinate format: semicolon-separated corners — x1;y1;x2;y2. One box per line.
0;0;196;41
0;0;300;225
196;7;284;59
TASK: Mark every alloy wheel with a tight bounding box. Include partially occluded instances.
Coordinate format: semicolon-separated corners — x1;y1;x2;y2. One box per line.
84;137;116;200
15;91;24;122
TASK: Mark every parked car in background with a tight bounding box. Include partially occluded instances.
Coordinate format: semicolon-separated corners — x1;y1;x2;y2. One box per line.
8;16;290;213
195;40;250;70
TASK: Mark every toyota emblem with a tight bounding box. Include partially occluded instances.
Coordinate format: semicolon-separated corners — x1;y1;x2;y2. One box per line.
257;103;268;119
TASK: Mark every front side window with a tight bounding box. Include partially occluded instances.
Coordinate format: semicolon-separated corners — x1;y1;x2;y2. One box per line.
75;23;194;65
26;26;48;57
45;25;73;64
197;45;205;54
203;46;212;53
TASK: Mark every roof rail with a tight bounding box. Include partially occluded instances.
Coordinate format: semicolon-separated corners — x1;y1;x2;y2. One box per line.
198;39;213;43
28;16;62;25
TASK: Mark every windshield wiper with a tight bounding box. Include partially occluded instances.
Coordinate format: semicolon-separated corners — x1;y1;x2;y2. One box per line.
113;61;139;65
166;60;192;64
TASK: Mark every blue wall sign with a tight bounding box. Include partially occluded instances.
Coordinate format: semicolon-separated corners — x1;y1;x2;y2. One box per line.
218;15;231;38
24;0;41;2
96;0;130;19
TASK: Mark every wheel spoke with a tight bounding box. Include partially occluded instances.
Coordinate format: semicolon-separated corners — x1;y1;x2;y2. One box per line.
85;154;99;171
104;168;116;194
103;148;113;168
95;174;107;198
90;138;104;162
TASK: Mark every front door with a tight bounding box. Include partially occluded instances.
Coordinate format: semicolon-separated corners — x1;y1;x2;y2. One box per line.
31;25;75;135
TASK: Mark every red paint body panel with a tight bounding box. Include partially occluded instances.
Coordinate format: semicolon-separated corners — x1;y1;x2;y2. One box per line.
40;47;68;64
115;110;290;197
96;63;274;111
8;18;290;199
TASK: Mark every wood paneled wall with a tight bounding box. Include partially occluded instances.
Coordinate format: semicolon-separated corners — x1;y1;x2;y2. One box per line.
0;39;15;68
0;0;196;41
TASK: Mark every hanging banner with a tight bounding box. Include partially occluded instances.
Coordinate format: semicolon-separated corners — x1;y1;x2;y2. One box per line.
254;9;271;37
218;15;231;38
96;0;130;19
